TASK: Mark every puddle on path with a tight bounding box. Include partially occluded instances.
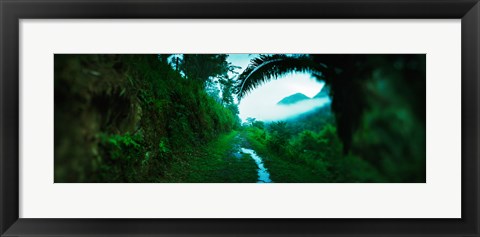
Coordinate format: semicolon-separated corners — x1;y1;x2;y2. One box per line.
240;148;272;183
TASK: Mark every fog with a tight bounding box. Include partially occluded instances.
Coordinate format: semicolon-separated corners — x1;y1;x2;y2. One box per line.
227;54;327;122
236;74;327;122
240;97;330;122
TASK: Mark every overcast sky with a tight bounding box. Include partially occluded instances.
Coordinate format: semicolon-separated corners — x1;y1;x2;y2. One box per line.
227;54;326;122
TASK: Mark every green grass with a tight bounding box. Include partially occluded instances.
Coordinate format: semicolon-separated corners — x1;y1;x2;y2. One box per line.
242;130;327;183
160;131;258;183
242;127;389;183
262;155;329;183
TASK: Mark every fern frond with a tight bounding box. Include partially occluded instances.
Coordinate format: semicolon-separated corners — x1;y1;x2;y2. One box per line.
235;54;325;100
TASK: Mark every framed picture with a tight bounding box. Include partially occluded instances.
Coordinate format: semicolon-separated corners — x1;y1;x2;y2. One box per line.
1;0;479;236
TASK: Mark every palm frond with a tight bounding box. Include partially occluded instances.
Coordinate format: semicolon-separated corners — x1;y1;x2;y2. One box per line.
235;54;325;100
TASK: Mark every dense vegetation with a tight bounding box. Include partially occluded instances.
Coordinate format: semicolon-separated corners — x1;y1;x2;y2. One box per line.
242;106;385;182
237;54;426;182
55;54;426;183
55;55;244;182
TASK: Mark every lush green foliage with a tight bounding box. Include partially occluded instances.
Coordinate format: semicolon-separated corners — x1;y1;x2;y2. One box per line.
55;55;240;182
243;112;386;183
54;54;426;183
237;54;426;182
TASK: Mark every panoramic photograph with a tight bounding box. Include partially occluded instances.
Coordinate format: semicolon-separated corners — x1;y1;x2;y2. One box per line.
54;54;426;183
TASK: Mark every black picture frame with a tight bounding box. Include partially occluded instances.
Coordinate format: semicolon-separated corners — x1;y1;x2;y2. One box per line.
1;0;479;236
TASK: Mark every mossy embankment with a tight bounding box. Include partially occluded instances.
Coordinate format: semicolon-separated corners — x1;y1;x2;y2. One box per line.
54;55;240;182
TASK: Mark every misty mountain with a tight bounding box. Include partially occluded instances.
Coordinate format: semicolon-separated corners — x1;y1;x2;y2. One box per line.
277;93;311;105
313;85;330;99
277;85;330;107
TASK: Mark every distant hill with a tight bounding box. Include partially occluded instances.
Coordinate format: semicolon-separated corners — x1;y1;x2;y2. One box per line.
277;93;311;105
313;85;330;98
